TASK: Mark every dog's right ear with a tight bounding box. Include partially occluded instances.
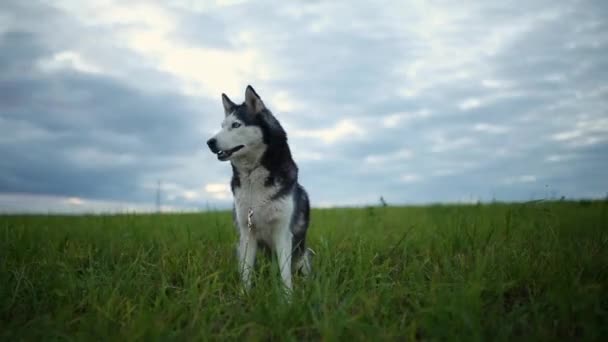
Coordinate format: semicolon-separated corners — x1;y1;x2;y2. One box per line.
222;93;236;116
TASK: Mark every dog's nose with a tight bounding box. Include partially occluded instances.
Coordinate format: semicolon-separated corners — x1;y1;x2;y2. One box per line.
207;138;218;152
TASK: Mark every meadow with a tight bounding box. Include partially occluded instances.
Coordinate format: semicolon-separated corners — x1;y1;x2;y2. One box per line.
1;201;607;340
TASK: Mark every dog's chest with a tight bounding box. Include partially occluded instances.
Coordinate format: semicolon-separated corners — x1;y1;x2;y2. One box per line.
233;168;292;237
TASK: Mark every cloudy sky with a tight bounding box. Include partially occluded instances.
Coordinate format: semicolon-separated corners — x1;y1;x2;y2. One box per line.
0;0;607;212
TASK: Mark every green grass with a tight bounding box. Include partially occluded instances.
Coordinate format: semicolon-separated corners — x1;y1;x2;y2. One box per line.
1;201;607;340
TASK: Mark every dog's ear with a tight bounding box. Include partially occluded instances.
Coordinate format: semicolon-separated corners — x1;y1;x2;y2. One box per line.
244;85;266;114
222;93;236;116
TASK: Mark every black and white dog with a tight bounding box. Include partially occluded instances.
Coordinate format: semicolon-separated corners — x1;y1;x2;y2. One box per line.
207;86;313;294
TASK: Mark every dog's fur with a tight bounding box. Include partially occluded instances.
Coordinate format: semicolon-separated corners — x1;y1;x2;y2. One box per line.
207;85;312;294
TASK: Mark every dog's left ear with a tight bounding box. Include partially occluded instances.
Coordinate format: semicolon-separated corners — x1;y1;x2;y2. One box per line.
245;85;266;114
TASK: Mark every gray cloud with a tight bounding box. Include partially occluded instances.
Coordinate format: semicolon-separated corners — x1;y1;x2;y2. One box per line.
0;0;607;212
0;19;214;206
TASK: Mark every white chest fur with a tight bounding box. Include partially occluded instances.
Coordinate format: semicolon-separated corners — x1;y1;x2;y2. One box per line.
233;167;293;246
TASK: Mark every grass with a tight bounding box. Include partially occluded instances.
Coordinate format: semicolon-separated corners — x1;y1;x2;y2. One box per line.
1;201;607;340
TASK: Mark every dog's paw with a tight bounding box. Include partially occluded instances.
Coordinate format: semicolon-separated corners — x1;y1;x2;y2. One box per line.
281;286;293;304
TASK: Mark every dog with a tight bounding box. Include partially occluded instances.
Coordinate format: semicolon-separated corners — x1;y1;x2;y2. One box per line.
207;85;313;294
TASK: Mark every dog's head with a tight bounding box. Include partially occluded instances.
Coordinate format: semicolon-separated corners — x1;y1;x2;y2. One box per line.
207;85;267;162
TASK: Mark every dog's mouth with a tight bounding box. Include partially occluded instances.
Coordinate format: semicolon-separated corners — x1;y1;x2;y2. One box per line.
216;145;244;161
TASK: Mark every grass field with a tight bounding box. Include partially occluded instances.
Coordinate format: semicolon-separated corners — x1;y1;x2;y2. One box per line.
1;201;607;340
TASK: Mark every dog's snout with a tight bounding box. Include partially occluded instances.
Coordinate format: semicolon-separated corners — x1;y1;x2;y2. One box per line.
207;138;219;152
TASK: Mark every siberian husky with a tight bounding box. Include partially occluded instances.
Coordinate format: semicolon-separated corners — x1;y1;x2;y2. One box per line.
207;85;313;294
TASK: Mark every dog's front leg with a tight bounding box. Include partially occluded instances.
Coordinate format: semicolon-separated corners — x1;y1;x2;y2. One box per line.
238;230;257;290
275;230;293;296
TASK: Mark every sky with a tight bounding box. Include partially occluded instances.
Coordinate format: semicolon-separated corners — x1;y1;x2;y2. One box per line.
0;0;607;213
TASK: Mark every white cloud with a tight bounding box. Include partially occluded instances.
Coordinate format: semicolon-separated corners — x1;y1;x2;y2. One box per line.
142;181;231;203
66;197;83;206
205;183;229;193
0;193;172;213
182;190;200;200
545;154;576;163
91;3;175;30
552;130;582;141
54;2;275;98
552;118;608;147
432;169;459;177
365;148;413;164
38;51;103;74
271;91;300;113
473;123;509;134
292;119;365;144
205;183;231;200
459;98;482;111
126;29;272;98
381;109;431;128
400;173;422;183
428;132;476;153
481;79;508;89
502;175;537;185
292;150;324;161
543;73;566;83
216;0;249;7
393;3;563;101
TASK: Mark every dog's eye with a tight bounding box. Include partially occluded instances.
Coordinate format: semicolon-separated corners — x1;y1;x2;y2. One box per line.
231;122;241;129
